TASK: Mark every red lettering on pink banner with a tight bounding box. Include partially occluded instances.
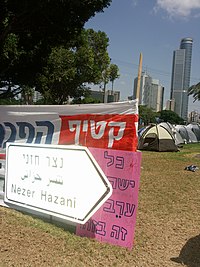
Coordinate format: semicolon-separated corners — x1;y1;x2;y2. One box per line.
59;114;138;151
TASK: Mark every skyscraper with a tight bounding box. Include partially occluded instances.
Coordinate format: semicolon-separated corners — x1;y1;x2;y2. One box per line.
133;71;164;112
170;37;193;121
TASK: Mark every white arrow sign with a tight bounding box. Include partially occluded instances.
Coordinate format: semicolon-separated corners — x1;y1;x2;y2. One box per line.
4;143;113;224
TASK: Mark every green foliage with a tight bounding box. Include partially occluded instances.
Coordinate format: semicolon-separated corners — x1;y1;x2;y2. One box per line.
101;63;120;102
35;29;111;104
188;82;200;102
20;86;34;105
85;29;111;83
71;96;101;104
139;105;157;126
0;97;20;105
109;64;120;91
36;47;76;104
2;33;23;61
0;0;112;100
158;110;185;125
102;67;111;86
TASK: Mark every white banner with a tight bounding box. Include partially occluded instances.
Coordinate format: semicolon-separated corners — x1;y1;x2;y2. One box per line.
0;100;138;153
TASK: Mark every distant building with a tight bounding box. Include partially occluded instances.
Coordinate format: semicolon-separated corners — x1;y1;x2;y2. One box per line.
90;89;120;103
133;72;164;112
33;90;43;103
166;99;175;112
90;90;104;102
144;79;164;112
170;37;193;121
188;110;200;123
106;90;120;103
132;72;150;105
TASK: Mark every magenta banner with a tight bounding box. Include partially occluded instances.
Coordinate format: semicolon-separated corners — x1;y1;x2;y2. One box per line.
76;148;141;250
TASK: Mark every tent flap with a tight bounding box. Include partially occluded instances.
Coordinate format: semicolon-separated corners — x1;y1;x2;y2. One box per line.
159;139;178;152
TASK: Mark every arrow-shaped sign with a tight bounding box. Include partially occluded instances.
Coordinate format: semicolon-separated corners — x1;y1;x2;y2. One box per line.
4;143;113;224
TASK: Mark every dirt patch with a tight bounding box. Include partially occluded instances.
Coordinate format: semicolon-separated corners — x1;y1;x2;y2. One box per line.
184;152;200;159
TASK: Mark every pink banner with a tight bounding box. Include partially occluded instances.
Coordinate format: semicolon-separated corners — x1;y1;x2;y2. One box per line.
76;148;141;250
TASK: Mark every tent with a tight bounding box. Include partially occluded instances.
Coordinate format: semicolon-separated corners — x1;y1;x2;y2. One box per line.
138;124;178;152
138;126;147;137
159;122;184;146
175;125;198;143
186;124;200;142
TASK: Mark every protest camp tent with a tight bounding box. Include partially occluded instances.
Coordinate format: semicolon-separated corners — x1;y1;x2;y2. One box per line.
138;124;178;152
159;122;184;146
185;127;198;143
186;124;200;142
138;126;147;137
175;125;198;143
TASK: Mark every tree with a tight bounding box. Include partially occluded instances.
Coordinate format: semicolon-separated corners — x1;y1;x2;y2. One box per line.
109;64;120;92
20;86;34;105
35;29;111;104
101;63;120;103
158;110;184;125
188;82;200;102
0;97;20;105
0;0;112;99
139;105;157;126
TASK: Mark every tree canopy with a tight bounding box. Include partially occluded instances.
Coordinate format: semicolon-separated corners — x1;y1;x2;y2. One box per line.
0;0;112;99
109;64;120;91
139;105;157;126
139;106;185;127
158;110;185;125
35;29;111;104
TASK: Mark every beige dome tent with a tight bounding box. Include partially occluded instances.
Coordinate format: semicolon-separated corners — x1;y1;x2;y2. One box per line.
138;124;178;152
159;122;184;146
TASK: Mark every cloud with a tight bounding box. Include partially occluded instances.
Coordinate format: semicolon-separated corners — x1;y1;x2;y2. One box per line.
131;0;138;7
155;0;200;18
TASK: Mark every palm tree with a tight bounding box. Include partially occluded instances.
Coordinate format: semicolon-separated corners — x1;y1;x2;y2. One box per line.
109;64;120;93
21;86;34;105
188;82;200;102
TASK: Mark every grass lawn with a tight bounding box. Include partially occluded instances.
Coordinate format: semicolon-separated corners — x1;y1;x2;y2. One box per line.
0;143;200;267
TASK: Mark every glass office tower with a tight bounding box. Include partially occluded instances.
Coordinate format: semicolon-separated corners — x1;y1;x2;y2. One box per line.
170;38;193;121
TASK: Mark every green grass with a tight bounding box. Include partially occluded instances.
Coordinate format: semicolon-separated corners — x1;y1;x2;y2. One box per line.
1;143;200;267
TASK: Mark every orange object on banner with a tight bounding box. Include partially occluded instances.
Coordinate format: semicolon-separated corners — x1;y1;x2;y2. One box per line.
59;114;138;151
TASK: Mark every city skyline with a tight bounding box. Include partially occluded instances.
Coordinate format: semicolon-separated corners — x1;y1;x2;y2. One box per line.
85;0;200;114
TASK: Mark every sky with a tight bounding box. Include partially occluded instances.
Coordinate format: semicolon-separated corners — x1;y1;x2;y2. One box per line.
85;0;200;113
